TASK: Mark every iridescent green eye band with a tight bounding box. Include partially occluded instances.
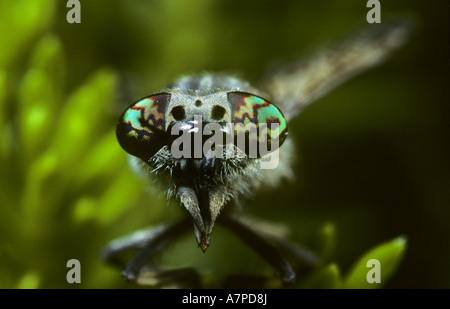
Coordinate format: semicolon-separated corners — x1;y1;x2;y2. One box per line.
228;91;288;154
116;93;170;160
122;94;168;139
117;90;287;160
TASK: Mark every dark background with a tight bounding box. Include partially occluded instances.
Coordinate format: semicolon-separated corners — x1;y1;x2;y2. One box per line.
0;0;448;288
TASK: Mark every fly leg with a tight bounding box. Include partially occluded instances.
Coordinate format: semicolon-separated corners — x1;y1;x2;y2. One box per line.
220;213;319;285
101;218;200;287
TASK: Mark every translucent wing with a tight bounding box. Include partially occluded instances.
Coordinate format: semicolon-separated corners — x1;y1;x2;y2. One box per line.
258;20;412;120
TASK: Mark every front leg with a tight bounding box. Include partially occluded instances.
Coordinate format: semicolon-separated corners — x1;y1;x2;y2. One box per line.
101;218;198;286
220;213;319;284
220;215;295;283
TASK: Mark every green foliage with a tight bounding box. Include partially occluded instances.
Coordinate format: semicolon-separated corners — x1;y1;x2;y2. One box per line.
0;3;146;287
302;263;343;289
344;236;407;289
0;1;55;69
0;0;447;289
295;228;407;289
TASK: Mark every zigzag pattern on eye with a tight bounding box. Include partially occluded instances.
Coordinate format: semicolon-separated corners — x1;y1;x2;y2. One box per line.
233;100;271;125
123;97;167;142
123;119;155;141
134;98;165;131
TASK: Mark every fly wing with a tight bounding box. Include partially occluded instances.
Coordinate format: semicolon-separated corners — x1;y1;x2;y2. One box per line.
258;20;412;121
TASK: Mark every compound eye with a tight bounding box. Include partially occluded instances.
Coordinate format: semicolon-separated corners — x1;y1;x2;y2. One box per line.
228;91;288;158
116;93;170;161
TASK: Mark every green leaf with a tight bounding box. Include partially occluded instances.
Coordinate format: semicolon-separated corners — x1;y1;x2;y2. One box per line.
72;197;98;222
73;131;125;188
49;69;118;168
0;71;10;158
0;0;56;68
302;263;343;289
18;35;65;160
344;236;407;289
18;69;56;158
29;35;65;91
316;222;336;264
95;168;147;225
0;70;6;123
20;150;61;215
16;272;40;289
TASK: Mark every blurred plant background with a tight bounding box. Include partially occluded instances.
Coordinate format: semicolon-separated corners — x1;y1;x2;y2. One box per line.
0;0;448;289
